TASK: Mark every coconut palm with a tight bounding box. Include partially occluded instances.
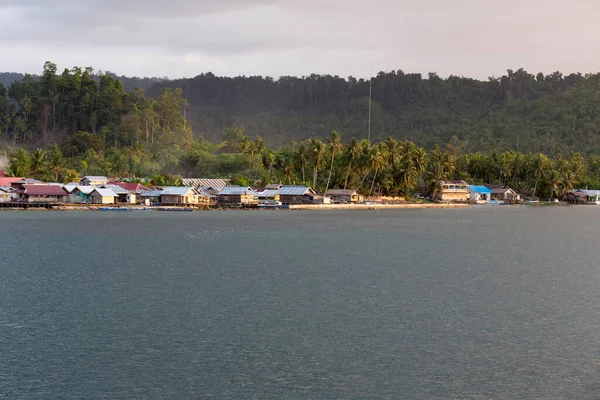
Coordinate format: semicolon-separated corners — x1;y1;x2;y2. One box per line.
30;148;46;177
308;138;326;189
529;152;551;199
385;136;400;166
394;157;418;196
296;143;309;184
547;169;563;201
366;145;386;196
325;130;343;192
343;138;361;189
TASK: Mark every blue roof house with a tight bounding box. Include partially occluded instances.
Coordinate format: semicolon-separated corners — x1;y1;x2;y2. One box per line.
467;185;492;203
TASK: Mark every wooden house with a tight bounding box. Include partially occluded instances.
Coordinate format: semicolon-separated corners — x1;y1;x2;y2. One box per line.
467;185;492;203
490;187;520;202
80;176;108;186
139;189;163;205
564;191;587;204
69;186;95;203
90;188;118;204
101;184;136;203
279;186;324;204
217;186;258;205
0;186;17;203
19;184;67;203
325;189;363;203
436;180;469;202
160;187;199;205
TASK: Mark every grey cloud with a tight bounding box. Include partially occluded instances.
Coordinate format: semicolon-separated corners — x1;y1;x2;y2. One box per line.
1;0;600;79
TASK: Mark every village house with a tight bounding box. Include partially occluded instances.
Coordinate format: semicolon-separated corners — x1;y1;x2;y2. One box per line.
11;178;43;189
160;187;200;205
68;186;95;204
572;189;600;205
217;186;258;205
107;181;149;196
489;187;520;202
325;189;364;203
90;188;119;204
279;185;325;205
101;184;136;203
140;189;163;205
80;176;108;186
182;178;229;190
0;186;17;203
436;180;469;202
19;184;68;203
467;185;492;203
564;190;587;204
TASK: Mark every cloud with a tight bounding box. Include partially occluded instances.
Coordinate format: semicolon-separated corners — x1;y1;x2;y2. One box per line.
0;0;600;79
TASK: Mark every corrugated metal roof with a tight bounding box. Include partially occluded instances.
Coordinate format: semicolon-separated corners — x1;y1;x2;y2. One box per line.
278;186;313;195
576;189;600;196
257;189;280;198
81;176;107;182
0;186;11;193
467;185;492;194
182;178;229;188
219;186;254;195
14;178;43;184
92;188;118;197
326;189;358;196
73;186;96;195
22;185;67;196
101;184;130;195
140;190;163;197
108;182;149;192
160;186;196;196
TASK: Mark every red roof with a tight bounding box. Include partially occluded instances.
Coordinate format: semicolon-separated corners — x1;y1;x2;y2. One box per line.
108;181;149;192
22;185;67;196
0;177;22;186
0;170;7;177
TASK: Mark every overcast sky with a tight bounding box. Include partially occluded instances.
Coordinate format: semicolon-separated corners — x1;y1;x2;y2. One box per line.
1;0;600;79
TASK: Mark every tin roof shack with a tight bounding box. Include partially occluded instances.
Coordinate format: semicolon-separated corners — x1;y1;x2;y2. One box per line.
217;186;258;205
182;178;229;191
0;186;17;203
68;186;95;203
107;182;149;195
564;190;587;204
101;184;136;204
140;189;163;205
19;184;67;203
80;176;108;186
436;180;469;202
90;188;118;204
255;188;280;200
325;189;363;203
11;178;43;189
160;187;200;205
279;186;324;204
574;189;600;205
489;187;520;202
467;185;492;203
0;177;22;187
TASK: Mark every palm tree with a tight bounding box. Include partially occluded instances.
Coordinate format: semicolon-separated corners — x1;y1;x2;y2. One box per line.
61;169;80;184
30;148;46;177
296;143;309;184
547;169;563;201
385;136;400;166
264;151;276;182
325;130;343;192
343;138;361;189
309;138;325;189
530;152;551;199
561;169;577;196
9;148;30;177
424;145;453;200
367;145;386;196
395;157;418;196
283;160;295;184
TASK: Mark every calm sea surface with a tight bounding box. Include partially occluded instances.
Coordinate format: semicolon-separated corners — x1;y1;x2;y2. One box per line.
1;207;600;399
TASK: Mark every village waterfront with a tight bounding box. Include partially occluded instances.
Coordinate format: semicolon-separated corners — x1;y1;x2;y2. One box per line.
3;207;600;399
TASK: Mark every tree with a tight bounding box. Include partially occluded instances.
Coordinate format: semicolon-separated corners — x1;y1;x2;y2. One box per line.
325;130;343;192
547;170;563;201
530;152;551;199
308;138;325;189
343;138;361;189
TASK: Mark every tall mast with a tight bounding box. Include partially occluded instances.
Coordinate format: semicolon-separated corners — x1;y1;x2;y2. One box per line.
367;76;372;146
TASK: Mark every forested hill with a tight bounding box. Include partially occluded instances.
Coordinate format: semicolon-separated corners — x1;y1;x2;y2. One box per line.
146;69;600;153
3;64;600;154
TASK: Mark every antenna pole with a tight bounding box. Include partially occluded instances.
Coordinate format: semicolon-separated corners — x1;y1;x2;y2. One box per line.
367;76;372;146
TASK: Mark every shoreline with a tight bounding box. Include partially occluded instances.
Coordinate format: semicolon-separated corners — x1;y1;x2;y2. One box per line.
0;202;471;212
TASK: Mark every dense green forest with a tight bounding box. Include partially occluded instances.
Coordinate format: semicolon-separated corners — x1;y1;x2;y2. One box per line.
2;62;600;200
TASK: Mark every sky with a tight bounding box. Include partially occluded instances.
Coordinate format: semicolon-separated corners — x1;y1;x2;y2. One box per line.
1;0;600;80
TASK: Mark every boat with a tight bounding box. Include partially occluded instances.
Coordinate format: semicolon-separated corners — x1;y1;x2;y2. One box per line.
155;207;194;212
98;207;128;211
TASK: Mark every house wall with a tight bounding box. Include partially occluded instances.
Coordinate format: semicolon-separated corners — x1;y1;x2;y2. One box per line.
0;192;16;203
439;191;468;202
161;194;199;204
91;195;115;204
280;194;316;204
25;195;65;203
